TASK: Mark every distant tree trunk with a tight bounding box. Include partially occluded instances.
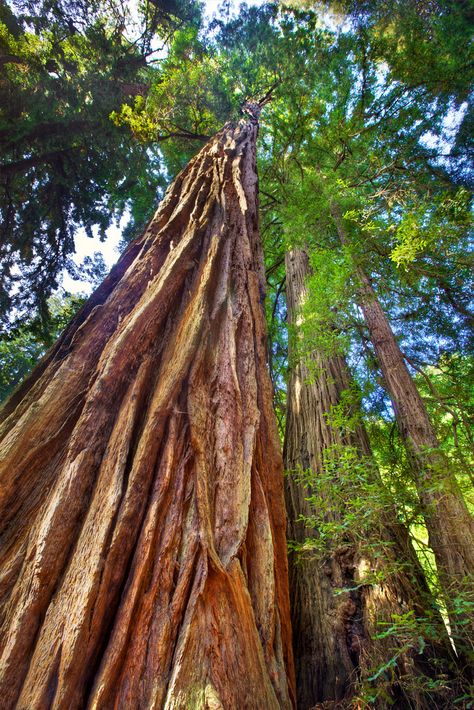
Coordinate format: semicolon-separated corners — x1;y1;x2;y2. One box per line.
0;109;295;709
284;248;454;709
330;203;474;653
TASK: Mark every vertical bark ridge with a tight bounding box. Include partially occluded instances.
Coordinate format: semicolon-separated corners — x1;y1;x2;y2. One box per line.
284;248;454;709
0;115;295;709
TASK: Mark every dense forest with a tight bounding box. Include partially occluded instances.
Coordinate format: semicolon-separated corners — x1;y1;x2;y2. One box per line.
0;0;473;707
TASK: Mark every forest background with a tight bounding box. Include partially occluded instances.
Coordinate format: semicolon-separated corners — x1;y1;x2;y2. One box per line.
0;0;473;707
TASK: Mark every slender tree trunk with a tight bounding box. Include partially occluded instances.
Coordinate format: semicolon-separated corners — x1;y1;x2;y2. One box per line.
330;204;474;652
0;109;295;709
284;248;454;709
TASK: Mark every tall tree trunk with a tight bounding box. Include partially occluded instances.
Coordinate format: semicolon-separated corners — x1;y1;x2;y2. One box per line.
0;110;295;709
330;203;474;653
284;248;454;710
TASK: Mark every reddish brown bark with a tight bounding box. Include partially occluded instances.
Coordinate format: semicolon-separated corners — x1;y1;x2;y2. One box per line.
330;204;474;653
0;111;295;709
284;248;454;709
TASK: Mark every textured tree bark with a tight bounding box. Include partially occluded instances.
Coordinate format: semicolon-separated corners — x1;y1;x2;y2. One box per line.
330;204;474;653
0;111;295;709
284;248;454;710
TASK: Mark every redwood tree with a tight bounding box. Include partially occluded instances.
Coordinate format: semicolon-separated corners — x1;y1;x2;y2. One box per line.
0;106;295;709
284;247;454;709
331;203;474;652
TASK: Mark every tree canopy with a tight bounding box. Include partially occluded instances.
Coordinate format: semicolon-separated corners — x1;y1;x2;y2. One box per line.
1;0;473;706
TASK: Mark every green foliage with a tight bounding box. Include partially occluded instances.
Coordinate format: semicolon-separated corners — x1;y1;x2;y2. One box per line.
0;0;202;326
110;95;160;143
0;292;85;402
415;355;474;495
389;189;473;267
287;437;464;704
292;0;474;102
291;445;387;552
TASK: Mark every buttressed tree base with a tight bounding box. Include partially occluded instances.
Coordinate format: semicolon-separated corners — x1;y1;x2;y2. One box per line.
0;108;295;709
